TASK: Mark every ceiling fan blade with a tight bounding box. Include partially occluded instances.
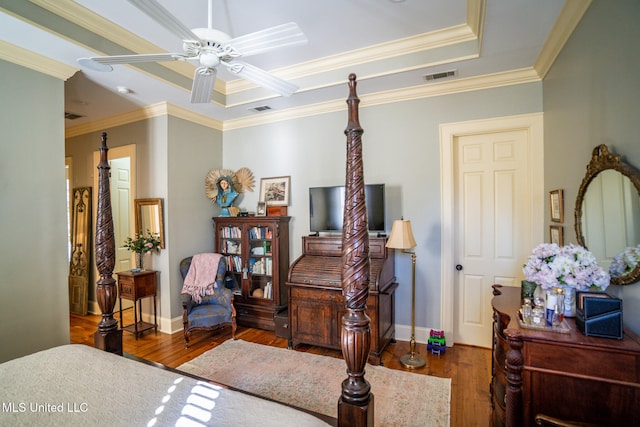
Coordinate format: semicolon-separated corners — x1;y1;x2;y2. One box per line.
225;22;307;57
128;0;203;44
190;66;217;103
78;53;187;72
227;61;298;97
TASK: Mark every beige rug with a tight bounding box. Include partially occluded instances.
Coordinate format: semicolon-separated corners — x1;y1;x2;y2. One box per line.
177;339;451;426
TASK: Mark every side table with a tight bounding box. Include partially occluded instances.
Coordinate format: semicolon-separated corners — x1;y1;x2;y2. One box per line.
117;270;158;339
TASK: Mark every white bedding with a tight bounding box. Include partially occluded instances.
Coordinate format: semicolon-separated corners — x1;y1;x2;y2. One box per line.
0;344;331;426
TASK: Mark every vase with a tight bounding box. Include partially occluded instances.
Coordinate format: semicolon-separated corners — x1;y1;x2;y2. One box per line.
533;284;546;308
562;286;576;317
135;252;144;270
521;280;537;302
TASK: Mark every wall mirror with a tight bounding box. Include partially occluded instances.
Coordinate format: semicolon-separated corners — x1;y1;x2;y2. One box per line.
575;145;640;285
134;198;165;249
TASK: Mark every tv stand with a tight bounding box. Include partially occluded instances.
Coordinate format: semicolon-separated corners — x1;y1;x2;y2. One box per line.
286;235;398;365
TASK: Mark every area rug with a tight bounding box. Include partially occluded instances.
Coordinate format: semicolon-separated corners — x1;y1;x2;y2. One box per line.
177;339;451;426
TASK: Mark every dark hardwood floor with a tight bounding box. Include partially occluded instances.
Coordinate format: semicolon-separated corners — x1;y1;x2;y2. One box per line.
70;309;492;426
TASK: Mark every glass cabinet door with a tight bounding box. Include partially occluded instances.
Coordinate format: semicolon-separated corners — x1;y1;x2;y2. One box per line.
248;225;274;300
218;225;243;296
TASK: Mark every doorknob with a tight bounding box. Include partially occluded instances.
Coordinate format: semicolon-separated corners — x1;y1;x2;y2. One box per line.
456;264;463;271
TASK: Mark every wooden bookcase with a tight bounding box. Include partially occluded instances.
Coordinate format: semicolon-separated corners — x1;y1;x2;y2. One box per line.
213;216;290;330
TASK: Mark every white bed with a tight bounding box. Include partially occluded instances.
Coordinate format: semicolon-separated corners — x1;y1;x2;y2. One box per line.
0;344;332;426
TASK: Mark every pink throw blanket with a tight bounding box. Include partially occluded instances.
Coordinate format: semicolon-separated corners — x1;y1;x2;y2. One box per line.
181;253;223;304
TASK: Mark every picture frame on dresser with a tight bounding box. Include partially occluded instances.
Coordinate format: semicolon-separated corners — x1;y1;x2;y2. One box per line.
256;201;266;216
259;176;290;206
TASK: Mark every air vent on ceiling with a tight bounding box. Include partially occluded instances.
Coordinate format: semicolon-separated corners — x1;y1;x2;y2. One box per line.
422;70;457;82
64;111;84;120
248;105;272;113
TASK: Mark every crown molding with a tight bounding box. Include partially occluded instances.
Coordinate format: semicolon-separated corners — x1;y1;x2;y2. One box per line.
65;101;222;138
223;67;540;131
534;0;592;79
0;39;77;80
68;67;540;136
165;102;224;130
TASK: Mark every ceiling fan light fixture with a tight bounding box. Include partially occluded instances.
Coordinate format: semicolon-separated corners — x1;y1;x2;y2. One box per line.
199;52;220;68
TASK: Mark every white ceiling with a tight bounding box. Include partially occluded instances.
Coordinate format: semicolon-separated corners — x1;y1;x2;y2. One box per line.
0;0;581;131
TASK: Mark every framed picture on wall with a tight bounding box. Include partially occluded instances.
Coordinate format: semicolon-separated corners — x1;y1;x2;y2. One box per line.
550;225;564;245
259;176;290;206
549;189;564;222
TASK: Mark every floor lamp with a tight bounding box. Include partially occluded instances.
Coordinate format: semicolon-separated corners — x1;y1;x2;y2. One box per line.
386;218;426;369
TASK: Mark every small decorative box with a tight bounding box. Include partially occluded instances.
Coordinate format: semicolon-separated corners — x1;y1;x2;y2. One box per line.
576;292;623;339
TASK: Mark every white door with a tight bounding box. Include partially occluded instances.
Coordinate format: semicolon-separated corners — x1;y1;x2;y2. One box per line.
110;157;133;273
440;114;544;348
454;131;531;346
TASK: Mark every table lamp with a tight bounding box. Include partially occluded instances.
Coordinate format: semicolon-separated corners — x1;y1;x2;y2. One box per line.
386;218;426;369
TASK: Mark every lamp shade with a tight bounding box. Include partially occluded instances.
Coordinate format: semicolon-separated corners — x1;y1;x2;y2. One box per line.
386;219;417;249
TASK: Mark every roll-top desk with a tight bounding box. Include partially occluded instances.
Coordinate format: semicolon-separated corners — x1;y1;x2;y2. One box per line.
287;236;397;365
491;285;640;427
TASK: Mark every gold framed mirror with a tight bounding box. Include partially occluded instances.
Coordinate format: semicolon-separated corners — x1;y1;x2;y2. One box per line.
134;198;165;249
575;145;640;285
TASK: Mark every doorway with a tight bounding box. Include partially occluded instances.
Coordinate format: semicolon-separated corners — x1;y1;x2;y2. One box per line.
440;114;544;348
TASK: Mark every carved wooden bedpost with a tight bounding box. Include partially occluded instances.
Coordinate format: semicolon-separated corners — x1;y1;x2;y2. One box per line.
504;329;524;427
338;74;374;426
93;132;123;355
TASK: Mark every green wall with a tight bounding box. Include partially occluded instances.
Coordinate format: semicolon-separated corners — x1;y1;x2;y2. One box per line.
0;60;69;363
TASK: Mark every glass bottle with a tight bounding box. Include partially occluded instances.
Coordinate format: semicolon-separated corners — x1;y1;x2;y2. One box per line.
531;307;545;325
533;284;546;308
555;287;565;322
523;298;533;324
546;288;559;326
552;304;561;327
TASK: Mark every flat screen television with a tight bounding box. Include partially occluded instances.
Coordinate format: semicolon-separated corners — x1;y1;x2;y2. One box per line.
309;184;385;233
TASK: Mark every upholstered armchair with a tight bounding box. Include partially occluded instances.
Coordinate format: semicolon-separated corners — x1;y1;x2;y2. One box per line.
179;255;236;348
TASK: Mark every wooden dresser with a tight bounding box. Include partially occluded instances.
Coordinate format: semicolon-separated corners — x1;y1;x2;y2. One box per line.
286;236;397;365
491;285;640;427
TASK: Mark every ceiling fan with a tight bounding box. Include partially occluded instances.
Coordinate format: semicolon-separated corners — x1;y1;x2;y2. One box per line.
78;0;307;103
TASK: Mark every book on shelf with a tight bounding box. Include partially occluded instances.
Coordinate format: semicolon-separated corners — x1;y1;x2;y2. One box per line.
221;226;242;238
249;258;272;275
249;226;273;240
264;281;272;299
225;255;242;272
